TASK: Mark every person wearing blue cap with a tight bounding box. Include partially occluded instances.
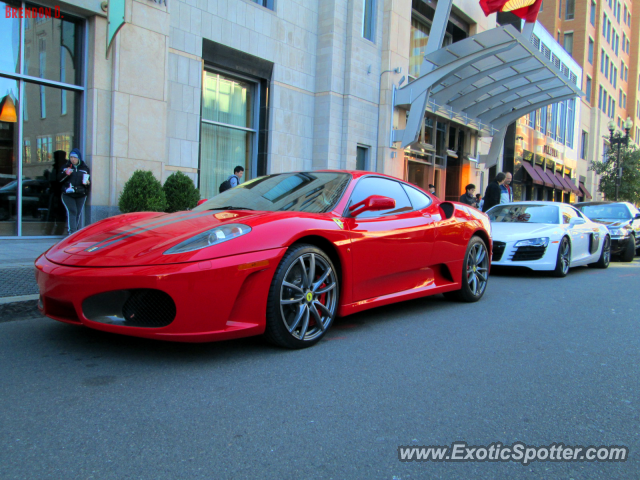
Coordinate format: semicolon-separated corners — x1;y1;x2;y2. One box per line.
57;148;90;235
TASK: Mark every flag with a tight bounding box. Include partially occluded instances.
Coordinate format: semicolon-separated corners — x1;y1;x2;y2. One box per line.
479;0;543;23
107;0;125;57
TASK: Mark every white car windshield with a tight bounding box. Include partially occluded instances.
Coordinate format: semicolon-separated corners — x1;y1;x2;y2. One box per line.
488;204;559;224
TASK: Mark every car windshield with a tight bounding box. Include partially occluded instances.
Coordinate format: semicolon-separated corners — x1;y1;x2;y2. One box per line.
193;172;351;214
487;204;559;224
576;204;631;220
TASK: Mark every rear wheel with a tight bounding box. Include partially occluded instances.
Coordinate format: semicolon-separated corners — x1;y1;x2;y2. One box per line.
552;237;571;277
620;236;635;262
591;235;611;268
264;244;339;349
444;236;489;302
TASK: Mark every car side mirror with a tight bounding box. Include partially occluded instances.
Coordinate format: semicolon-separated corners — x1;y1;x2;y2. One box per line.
349;195;395;216
569;217;586;226
635;213;640;220
197;199;208;206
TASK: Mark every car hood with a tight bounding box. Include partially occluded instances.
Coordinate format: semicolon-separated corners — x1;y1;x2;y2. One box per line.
44;209;322;267
490;222;559;242
584;218;629;228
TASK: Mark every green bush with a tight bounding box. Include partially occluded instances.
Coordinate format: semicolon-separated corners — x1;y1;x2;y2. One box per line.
163;171;201;213
118;170;167;213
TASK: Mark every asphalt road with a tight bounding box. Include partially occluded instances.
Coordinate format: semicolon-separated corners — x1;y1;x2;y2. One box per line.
1;259;639;479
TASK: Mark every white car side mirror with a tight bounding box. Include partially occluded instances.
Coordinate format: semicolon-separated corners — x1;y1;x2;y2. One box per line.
569;217;586;226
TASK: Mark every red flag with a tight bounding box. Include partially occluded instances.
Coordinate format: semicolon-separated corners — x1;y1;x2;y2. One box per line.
479;0;543;23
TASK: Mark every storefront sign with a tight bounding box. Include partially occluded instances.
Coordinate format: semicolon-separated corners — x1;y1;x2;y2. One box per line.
543;145;558;158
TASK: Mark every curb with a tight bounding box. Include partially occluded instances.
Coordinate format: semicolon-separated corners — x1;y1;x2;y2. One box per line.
0;299;41;323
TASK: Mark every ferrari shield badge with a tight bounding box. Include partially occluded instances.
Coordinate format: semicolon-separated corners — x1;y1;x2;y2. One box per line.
332;218;344;229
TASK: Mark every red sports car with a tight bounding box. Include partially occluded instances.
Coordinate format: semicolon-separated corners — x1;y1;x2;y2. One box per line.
36;171;492;348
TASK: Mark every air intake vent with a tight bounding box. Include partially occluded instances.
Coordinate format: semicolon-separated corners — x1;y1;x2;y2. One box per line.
83;289;176;328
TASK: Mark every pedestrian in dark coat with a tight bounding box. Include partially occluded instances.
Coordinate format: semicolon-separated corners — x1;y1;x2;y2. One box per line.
58;148;90;234
482;172;506;213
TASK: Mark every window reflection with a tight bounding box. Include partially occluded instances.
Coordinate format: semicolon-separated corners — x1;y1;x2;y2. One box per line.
0;76;19;235
23;8;83;86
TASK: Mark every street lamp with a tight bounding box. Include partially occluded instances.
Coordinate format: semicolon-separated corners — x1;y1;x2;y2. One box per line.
607;117;633;201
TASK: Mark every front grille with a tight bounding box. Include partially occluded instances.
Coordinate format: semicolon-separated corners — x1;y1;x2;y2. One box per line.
493;241;506;261
122;290;176;327
511;245;546;261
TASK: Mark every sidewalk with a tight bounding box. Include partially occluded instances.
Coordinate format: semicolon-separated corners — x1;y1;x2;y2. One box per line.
0;237;63;321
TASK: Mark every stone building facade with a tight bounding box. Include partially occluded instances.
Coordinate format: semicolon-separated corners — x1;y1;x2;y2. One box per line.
0;0;586;237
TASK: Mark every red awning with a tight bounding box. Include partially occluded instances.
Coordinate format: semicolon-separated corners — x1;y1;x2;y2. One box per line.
546;171;565;191
553;171;572;192
579;182;593;200
533;164;554;188
520;161;544;185
564;176;582;195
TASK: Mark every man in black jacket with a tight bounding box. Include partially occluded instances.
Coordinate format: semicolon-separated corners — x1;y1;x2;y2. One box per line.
482;172;506;213
58;148;90;234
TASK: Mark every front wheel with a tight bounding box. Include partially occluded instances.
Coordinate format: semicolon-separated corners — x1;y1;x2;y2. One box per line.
444;236;489;302
591;235;611;268
620;236;635;262
264;244;339;349
552;237;571;277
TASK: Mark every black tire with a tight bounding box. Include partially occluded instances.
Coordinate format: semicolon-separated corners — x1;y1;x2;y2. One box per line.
591;235;611;268
443;236;489;302
264;244;339;349
552;236;571;278
620;236;635;262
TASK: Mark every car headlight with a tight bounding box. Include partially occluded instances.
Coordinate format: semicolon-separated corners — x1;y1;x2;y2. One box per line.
608;227;629;237
163;224;251;254
514;237;549;247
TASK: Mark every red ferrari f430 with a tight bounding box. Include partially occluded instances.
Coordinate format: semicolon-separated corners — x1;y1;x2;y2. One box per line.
36;171;492;348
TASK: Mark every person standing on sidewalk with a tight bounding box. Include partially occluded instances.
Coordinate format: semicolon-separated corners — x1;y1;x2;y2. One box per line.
482;172;506;213
500;172;513;204
58;148;90;235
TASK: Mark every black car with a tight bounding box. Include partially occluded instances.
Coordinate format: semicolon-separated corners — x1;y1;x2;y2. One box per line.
574;201;640;262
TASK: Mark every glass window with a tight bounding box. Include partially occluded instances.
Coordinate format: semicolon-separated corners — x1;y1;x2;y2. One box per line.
348;177;412;218
409;18;430;79
23;9;83;86
591;0;596;25
586;76;592;100
566;99;574;148
402;184;432;210
251;0;274;9
565;0;574;19
561;207;577;224
22;82;80;235
588;38;594;64
0;76;19;235
580;131;587;159
194;173;351;214
200;71;256;200
0;1;21;74
363;0;375;42
356;145;368;170
488;204;559;224
202;73;253;128
563;32;573;55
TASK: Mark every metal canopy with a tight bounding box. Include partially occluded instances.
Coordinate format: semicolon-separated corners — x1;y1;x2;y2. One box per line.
393;24;583;148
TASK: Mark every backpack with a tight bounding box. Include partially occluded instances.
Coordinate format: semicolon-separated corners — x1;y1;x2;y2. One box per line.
219;175;238;193
219;179;232;193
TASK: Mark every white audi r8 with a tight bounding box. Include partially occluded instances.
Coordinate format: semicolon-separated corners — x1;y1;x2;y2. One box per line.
486;202;611;277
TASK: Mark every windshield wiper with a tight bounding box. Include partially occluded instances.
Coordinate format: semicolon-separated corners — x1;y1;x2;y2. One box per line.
207;206;254;211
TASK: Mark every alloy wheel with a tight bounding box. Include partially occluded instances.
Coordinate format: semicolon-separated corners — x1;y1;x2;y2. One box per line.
560;239;570;274
466;242;489;297
279;253;338;341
